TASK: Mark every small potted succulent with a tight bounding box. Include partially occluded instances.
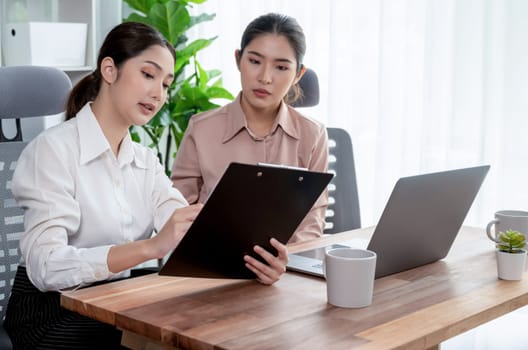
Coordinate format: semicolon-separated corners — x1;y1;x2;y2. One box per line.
495;229;527;280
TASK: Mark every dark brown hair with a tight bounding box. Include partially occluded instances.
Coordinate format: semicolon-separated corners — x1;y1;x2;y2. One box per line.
66;22;176;119
240;13;306;105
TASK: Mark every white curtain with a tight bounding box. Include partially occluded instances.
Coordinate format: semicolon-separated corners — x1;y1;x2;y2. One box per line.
189;0;528;228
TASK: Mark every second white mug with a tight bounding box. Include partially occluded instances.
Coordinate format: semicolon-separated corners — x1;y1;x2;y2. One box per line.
324;248;376;308
486;210;528;243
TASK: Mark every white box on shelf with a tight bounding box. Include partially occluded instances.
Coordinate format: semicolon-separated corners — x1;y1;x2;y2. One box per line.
3;22;87;67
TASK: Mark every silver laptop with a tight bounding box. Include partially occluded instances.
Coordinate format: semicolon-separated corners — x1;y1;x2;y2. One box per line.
287;165;490;279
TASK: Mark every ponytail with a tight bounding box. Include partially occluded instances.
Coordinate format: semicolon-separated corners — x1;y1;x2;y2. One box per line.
285;83;303;105
65;71;101;120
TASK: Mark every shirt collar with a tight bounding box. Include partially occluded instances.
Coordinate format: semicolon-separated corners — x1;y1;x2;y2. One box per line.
275;99;299;140
222;93;247;143
77;103;146;168
222;93;300;143
119;132;147;169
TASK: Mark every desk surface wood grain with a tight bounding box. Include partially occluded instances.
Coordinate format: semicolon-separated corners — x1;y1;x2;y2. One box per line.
61;226;528;350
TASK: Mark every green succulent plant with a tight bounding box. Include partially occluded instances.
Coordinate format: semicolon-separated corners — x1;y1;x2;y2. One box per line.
497;229;527;254
123;0;234;175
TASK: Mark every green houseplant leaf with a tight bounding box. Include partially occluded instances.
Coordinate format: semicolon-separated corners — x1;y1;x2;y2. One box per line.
123;0;234;175
497;229;527;253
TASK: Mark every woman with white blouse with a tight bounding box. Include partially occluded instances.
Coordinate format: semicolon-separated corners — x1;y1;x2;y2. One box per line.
3;22;288;349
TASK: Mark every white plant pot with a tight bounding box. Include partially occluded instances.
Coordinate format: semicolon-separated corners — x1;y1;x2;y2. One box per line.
496;250;527;280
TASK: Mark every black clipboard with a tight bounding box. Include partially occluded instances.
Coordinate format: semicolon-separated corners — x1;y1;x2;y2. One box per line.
159;162;333;279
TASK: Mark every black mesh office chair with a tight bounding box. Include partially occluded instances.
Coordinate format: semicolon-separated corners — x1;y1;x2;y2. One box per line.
292;68;361;233
0;66;72;349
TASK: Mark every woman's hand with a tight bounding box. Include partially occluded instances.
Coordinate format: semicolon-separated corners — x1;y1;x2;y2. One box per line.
244;238;289;285
151;204;203;258
108;204;203;273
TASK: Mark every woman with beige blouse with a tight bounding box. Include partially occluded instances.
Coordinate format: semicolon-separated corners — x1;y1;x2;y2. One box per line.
171;13;329;245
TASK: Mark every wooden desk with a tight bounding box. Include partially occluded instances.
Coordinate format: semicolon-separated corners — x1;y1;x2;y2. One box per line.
61;226;528;350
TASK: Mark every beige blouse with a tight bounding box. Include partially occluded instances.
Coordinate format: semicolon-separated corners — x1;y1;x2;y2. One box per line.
171;94;329;243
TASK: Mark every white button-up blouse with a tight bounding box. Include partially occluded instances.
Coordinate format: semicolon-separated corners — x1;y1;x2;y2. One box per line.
12;103;187;292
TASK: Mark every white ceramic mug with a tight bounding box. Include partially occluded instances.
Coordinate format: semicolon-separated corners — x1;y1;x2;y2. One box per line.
486;210;528;243
324;248;376;308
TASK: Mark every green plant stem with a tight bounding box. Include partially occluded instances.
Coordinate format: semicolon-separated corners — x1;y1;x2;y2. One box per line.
142;126;162;163
164;130;172;176
170;123;183;148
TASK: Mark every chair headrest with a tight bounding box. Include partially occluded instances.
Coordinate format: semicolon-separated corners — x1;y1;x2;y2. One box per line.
0;66;72;119
291;67;319;108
